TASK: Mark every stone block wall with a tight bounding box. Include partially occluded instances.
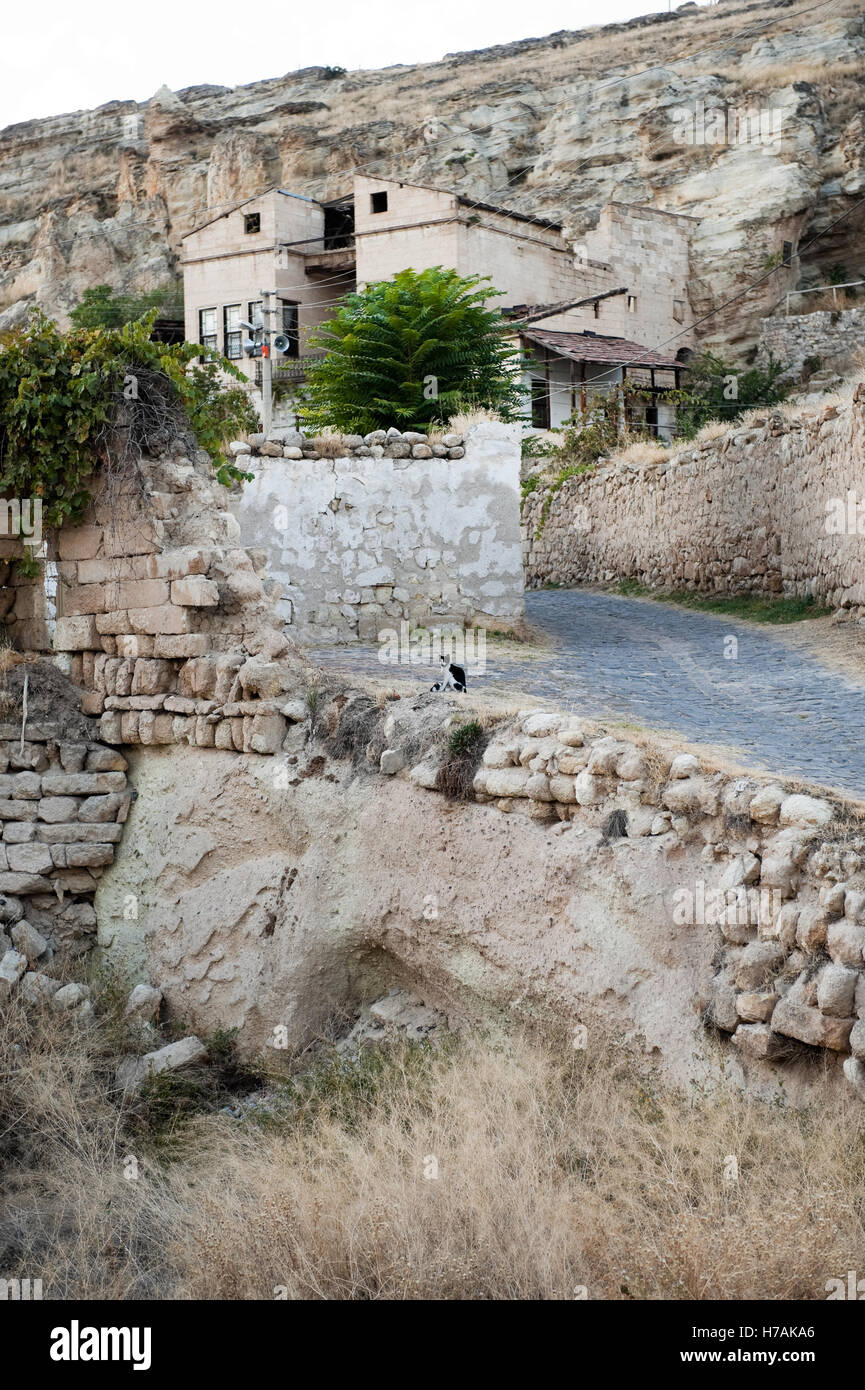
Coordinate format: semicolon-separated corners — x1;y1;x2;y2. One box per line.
0;712;129;969
523;387;865;612
228;421;525;642
43;445;307;756
759;305;865;381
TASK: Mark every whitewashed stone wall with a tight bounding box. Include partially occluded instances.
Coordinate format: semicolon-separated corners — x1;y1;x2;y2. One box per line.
229;422;525;642
524;388;865;613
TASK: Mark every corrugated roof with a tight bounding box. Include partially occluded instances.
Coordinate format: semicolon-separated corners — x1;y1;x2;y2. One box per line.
521;328;682;370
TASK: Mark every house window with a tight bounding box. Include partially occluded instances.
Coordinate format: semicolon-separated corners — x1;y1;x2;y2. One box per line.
198;307;217;354
244;212;261;234
223;304;242;360
248;300;263;327
627;295;637;313
593;301;600;319
530;378;550;431
782;240;793;265
279;301;300;357
370;191;389;214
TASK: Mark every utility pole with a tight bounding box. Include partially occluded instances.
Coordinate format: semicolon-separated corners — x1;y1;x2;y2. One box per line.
259;288;276;436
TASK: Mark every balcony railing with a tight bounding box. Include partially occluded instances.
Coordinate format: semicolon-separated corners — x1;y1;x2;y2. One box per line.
270;353;327;383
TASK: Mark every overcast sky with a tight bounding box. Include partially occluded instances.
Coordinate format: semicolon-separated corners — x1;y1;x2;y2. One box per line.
0;0;711;130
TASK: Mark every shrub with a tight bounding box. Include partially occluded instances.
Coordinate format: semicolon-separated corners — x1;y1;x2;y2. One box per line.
0;311;256;548
298;267;525;433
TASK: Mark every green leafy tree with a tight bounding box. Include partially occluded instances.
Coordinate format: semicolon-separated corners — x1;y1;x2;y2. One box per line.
0;310;256;560
298;266;525;433
674;350;789;438
69;283;182;330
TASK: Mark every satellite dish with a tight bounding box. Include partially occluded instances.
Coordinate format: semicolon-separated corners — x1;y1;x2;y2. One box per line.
273;333;291;353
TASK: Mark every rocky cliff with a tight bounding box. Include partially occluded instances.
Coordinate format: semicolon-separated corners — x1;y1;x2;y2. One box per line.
1;0;863;352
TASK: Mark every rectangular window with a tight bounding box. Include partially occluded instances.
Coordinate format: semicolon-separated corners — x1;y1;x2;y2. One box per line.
223;304;242;360
627;295;637;313
279;300;299;358
247;300;263;329
530;378;550;431
593;300;600;319
198;307;217;354
782;240;793;265
370;191;389;214
673;299;685;323
244;212;261;234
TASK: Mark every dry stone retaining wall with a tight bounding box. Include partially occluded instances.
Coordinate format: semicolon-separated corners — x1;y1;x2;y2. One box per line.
523;385;865;611
759;305;865;382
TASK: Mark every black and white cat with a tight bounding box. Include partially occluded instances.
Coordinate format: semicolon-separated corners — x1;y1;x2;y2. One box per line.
430;656;467;693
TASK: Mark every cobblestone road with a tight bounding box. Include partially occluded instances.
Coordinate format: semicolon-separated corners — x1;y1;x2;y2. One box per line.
313;589;865;797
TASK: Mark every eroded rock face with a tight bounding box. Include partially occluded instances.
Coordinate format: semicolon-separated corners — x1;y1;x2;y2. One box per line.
84;738;811;1102
1;0;863;348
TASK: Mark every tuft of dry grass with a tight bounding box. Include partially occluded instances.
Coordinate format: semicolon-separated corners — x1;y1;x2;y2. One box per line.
448;408;501;434
613;440;671;467
312;430;348;458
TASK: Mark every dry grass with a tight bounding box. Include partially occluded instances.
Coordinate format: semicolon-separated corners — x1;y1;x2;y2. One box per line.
718;57;865;90
448;408;501;434
312;430;348;458
691;419;731;446
612;440;671;467
3;992;865;1301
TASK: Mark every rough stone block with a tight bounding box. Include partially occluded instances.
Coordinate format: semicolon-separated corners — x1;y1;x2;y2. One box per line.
66;843;115;868
38;797;80;823
54;616;100;651
41;772;126;796
128;605;193;636
171;576;220;607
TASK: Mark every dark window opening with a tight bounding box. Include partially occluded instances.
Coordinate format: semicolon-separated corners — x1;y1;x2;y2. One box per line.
223;304;242;360
370;191;389;214
530;378;550;431
782;240;793;265
198;307;217;359
593;301;600;319
244;212;261;234
279;301;300;358
323;202;355;249
645;404;659;437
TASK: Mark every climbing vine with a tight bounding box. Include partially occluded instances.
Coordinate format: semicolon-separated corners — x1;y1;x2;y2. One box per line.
0;311;256;556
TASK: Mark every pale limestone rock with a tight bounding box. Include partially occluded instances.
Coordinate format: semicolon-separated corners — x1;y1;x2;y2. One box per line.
379;749;406;776
125;984;163;1022
52;982;91;1011
779;794;833;830
734;941;784;991
826;918;865;967
733;1024;786;1060
574;769;602;806
795;905;827;951
842;1056;865;1100
669;753;700;779
0;948;27;997
816;964;858;1018
736;990;777;1023
10;919;50;962
749;785;784;824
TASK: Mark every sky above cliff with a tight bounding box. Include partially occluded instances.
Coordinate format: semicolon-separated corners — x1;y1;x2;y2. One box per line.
1;0;714;128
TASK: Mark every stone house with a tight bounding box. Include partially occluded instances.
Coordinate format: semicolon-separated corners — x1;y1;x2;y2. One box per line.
182;176;695;434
